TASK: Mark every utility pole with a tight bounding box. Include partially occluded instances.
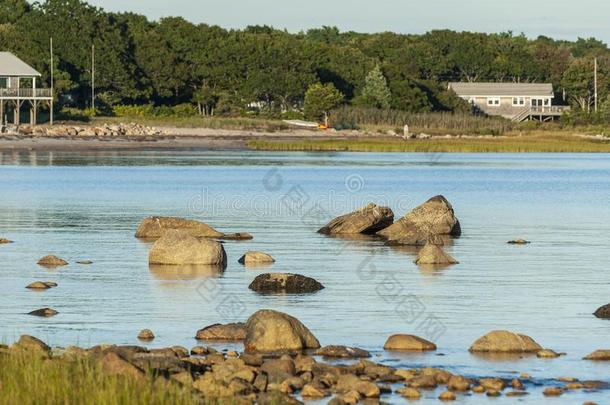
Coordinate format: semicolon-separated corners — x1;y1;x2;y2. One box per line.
594;57;598;113
91;44;95;110
50;37;54;125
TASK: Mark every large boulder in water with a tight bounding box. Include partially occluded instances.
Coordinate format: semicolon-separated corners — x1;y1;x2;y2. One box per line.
318;203;394;235
244;309;320;353
148;229;227;266
469;330;543;353
135;216;224;239
594;303;610;319
415;243;458;265
249;273;324;294
378;196;460;244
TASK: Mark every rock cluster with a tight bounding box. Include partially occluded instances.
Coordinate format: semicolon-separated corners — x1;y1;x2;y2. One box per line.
19;123;164;138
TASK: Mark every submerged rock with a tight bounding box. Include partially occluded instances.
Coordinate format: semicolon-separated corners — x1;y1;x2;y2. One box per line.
37;255;68;267
593;303;610;319
315;345;371;358
415;243;458;265
507;239;531;245
135;216;224;239
148;229;227;266
28;308;58;317
584;350;610;360
318;203;394;235
137;329;155;341
195;323;247;341
469;330;542;353
77;260;94;265
238;251;275;265
244;309;320;353
26;281;57;290
384;334;437;351
249;273;324;294
537;349;561;358
378;196;460;244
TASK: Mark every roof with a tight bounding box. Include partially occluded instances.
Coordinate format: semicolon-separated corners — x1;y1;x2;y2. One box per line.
449;82;554;97
0;52;41;77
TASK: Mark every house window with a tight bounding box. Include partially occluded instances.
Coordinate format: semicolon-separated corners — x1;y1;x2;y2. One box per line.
487;97;500;106
512;97;525;106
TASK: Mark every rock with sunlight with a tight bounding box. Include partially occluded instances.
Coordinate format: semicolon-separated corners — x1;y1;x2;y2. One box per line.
249;273;324;294
469;330;543;353
195;323;247;341
244;309;320;353
37;255;68;267
238;251;275;265
135;216;225;239
318;203;394;235
415;243;458;265
148;229;227;266
383;334;437;351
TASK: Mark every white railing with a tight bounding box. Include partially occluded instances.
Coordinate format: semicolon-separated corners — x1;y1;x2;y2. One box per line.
0;88;53;98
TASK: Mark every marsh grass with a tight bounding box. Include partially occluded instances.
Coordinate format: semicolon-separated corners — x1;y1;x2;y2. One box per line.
92;116;290;132
248;134;610;153
0;351;199;405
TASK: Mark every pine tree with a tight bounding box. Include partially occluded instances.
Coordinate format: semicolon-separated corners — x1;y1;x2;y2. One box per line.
356;65;392;109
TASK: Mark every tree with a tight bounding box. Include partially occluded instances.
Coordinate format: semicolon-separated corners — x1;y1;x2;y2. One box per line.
562;58;609;112
354;65;392;109
304;83;344;126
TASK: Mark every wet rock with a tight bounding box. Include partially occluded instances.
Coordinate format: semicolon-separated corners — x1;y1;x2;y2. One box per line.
28;308;58;317
249;273;324;294
415;243;458;265
447;375;471;391
583;350;610;360
422;368;452;384
101;352;145;380
593;303;610;319
397;387;421;399
0;238;13;244
77;260;93;265
244;309;320;353
148;229;227;266
469;330;542;353
384;334;437;351
507;239;530;245
537;349;561;358
336;374;380;398
565;383;584;390
479;378;505;391
582;380;610;389
439;391;457;401
315;345;371;358
409;375;438;389
378;196;461;244
26;281;57;290
137;329;155;341
301;383;329;398
543;387;563;396
238;251;275;265
486;390;501;397
37;255;68;267
472;385;485;393
135;216;224;239
511;378;524;389
318;203;394;235
196;323;247;341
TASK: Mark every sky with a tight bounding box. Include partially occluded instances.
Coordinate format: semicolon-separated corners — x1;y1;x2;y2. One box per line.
88;0;610;43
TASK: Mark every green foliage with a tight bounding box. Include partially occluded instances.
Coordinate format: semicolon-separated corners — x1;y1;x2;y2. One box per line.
304;83;344;124
354;65;392;109
113;104;197;118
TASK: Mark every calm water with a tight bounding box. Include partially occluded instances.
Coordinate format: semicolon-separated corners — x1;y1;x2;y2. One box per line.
1;150;610;404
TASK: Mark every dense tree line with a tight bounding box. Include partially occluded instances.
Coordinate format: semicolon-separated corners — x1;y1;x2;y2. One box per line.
1;0;609;121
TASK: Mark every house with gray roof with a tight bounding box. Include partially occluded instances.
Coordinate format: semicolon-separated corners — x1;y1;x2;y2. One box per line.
0;52;53;126
448;82;569;122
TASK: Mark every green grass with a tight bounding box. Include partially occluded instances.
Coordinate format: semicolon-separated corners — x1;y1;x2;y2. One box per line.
91;115;290;132
248;134;610;153
0;350;200;405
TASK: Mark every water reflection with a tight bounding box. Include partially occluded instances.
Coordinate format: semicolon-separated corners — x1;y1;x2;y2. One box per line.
149;264;226;281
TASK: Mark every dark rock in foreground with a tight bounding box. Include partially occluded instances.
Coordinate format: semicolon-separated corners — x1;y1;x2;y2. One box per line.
195;323;247;341
318;203;394;235
249;273;324;294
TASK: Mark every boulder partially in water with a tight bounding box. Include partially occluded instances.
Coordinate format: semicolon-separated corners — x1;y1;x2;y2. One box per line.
238;251;275;265
135;216;225;239
26;281;57;290
137;329;155;341
0;238;13;244
28;308;59;317
318;203;394;235
315;345;371;358
583;349;610;360
593;303;610;319
249;273;324;294
469;330;542;353
37;255;68;267
415;243;458;265
244;309;320;353
195;323;247;341
378;196;460;244
384;334;437;351
148;230;227;266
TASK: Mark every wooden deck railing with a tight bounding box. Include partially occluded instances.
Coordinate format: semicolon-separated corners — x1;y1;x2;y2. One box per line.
0;88;53;98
